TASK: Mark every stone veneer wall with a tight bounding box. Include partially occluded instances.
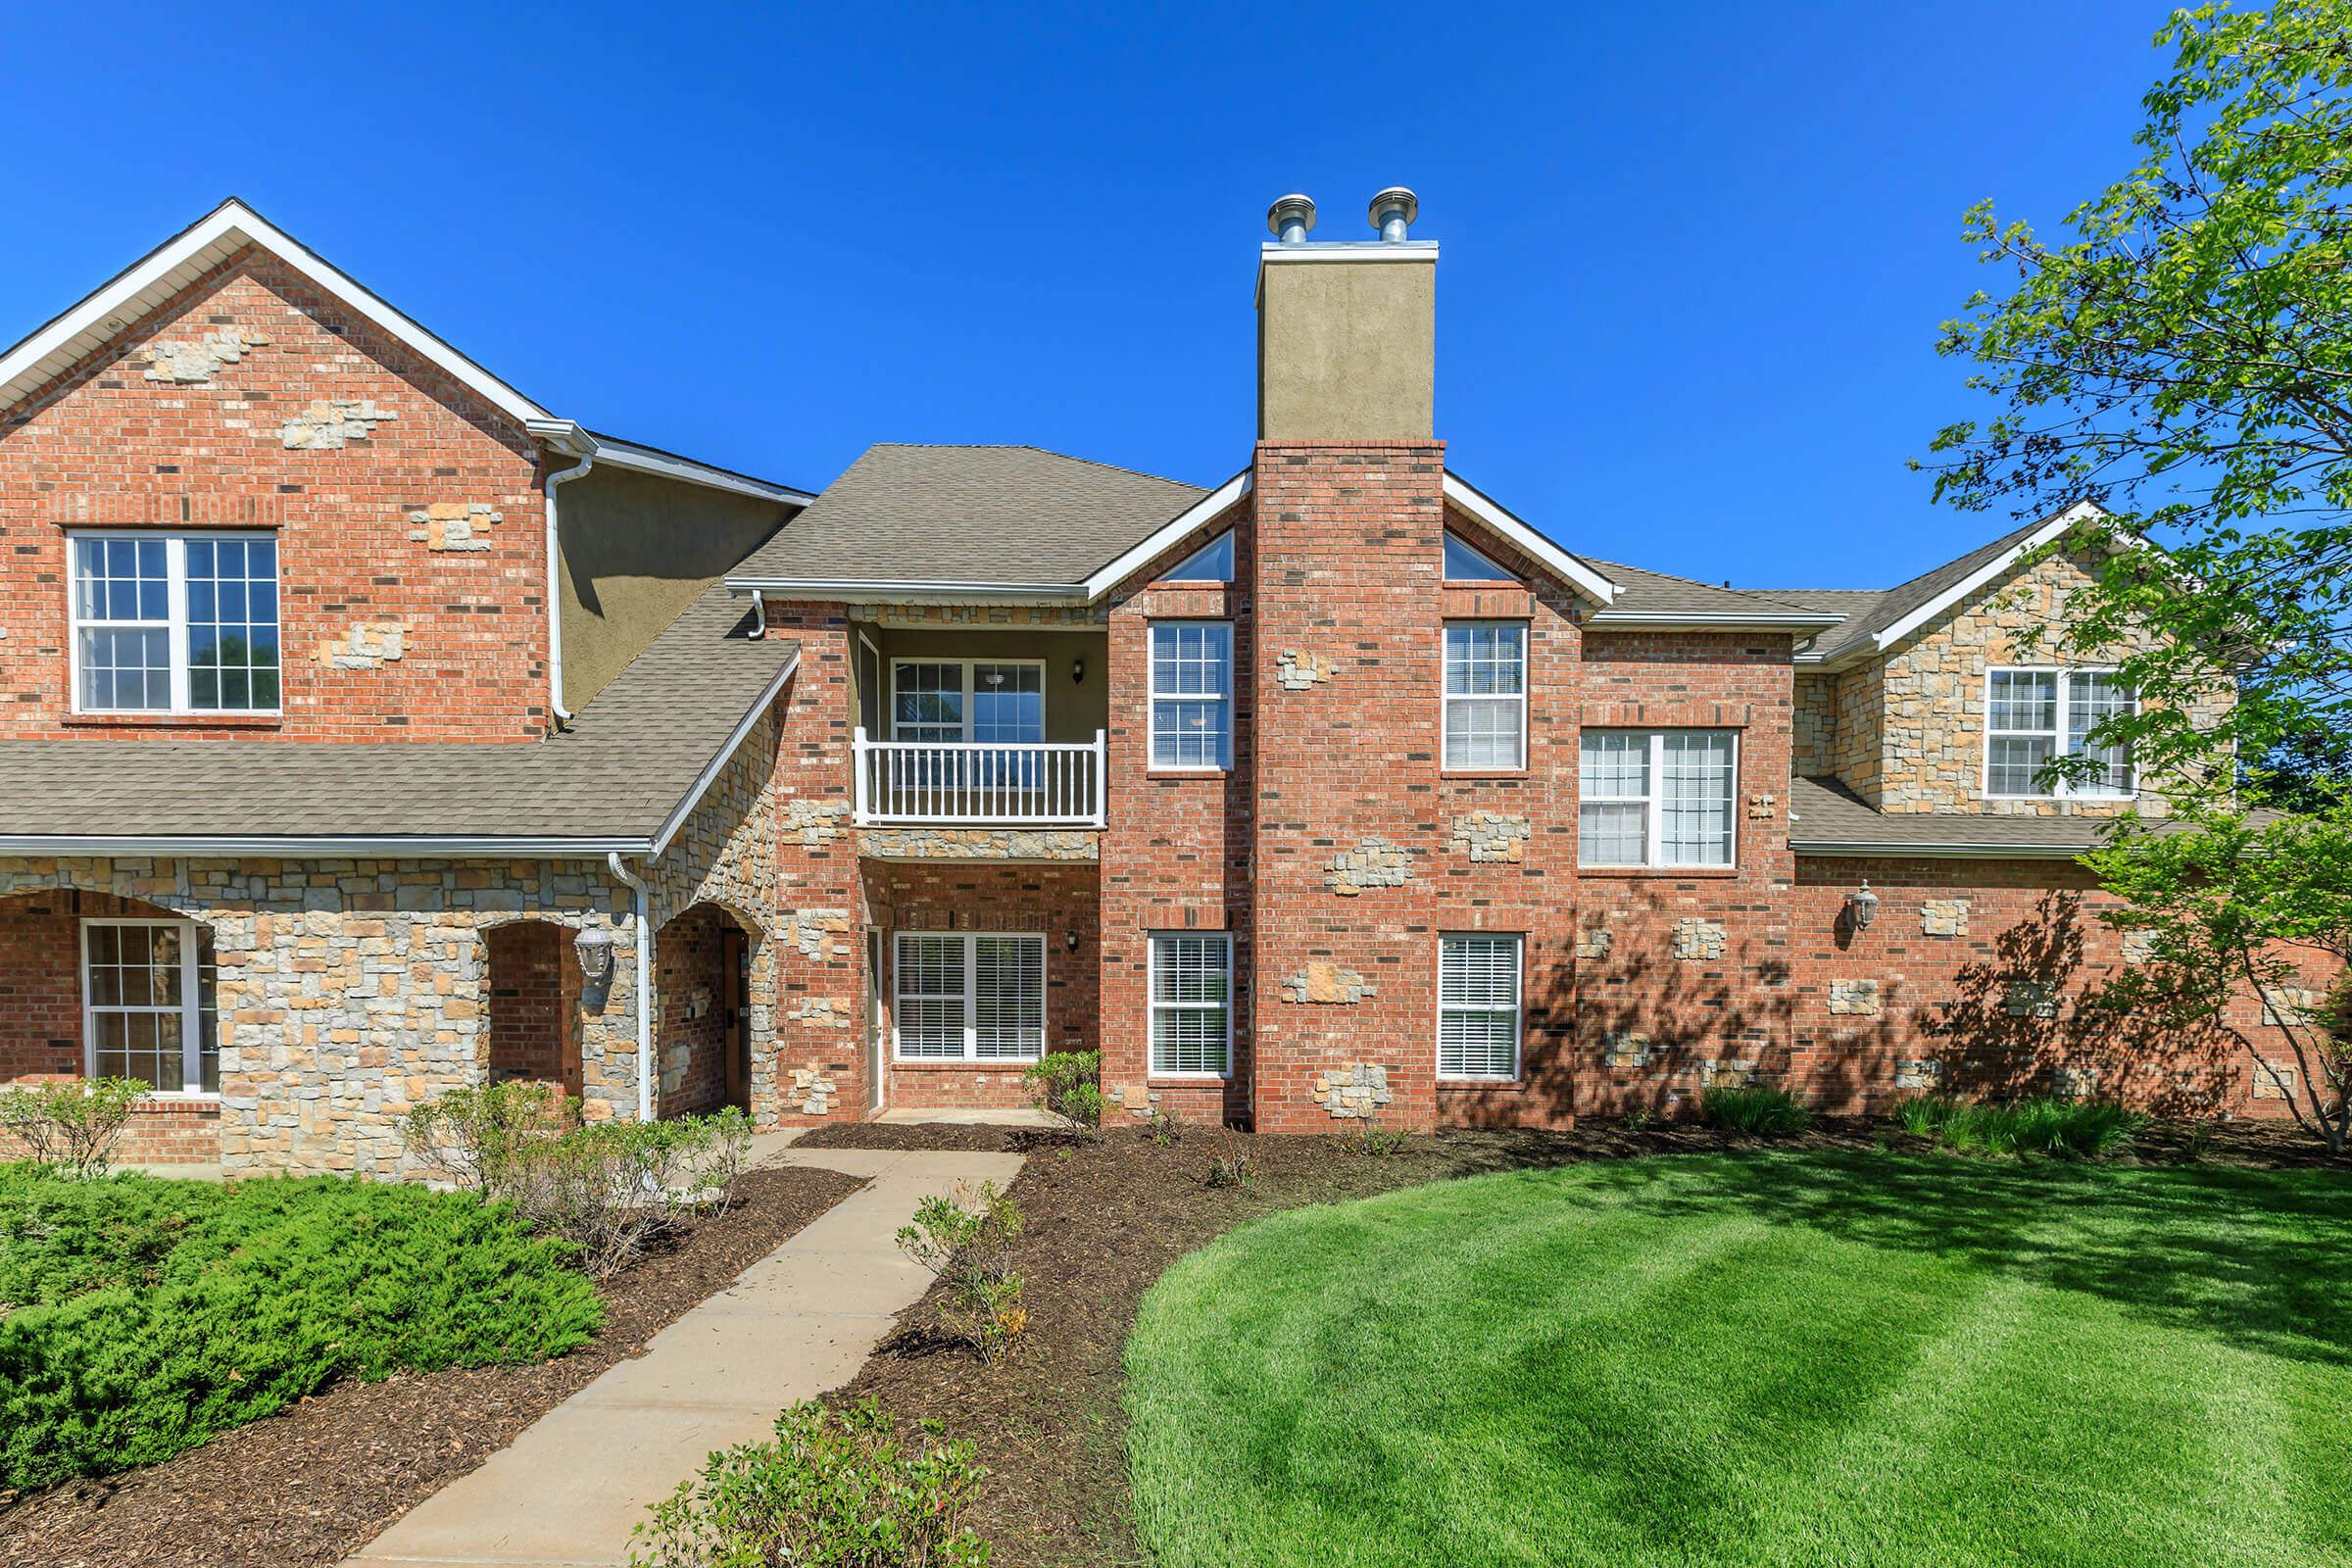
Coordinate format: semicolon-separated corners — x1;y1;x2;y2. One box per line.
1862;547;2230;815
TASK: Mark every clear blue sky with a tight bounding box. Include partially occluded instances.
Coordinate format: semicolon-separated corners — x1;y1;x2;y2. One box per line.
3;1;2180;590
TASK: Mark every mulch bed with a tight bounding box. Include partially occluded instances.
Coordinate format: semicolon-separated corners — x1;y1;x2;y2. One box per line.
816;1114;2338;1567
0;1162;863;1568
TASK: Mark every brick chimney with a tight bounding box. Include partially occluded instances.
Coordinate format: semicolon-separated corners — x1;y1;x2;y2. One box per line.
1248;189;1450;1134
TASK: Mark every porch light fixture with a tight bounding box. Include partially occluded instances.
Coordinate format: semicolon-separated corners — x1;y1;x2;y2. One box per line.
574;924;617;982
1064;930;1081;954
1071;655;1085;685
1845;880;1881;931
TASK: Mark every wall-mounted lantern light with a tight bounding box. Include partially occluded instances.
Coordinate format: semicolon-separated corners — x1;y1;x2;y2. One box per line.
575;924;617;983
1064;930;1081;954
1845;880;1881;931
1071;656;1086;685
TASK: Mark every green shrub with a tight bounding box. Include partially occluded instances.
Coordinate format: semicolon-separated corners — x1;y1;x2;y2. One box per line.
1203;1153;1253;1190
1895;1094;2148;1160
632;1398;991;1567
1022;1051;1103;1131
1148;1107;1185;1146
406;1085;752;1276
1698;1086;1814;1137
1354;1120;1411;1157
0;1163;598;1488
0;1077;151;1178
896;1180;1026;1362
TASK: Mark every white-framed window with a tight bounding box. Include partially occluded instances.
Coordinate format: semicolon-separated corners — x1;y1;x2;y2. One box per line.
890;659;1045;745
1439;932;1521;1080
69;531;280;714
1163;531;1234;584
1443;621;1527;769
1150;620;1232;769
1150;933;1232;1077
892;932;1046;1061
1578;729;1739;867
81;918;219;1095
1984;667;2136;799
1443;532;1515;582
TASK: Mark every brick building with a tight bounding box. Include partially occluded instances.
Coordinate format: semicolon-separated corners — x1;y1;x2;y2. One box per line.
0;194;2321;1170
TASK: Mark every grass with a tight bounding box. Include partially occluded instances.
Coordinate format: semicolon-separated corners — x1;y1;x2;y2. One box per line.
1898;1094;2148;1159
1126;1151;2352;1568
0;1162;601;1488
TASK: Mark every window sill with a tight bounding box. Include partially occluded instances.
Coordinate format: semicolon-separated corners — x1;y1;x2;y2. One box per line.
1440;768;1529;780
1148;1073;1231;1085
65;711;282;731
1578;864;1741;879
1146;767;1231;779
890;1057;1041;1070
1438;1077;1523;1090
129;1093;221;1107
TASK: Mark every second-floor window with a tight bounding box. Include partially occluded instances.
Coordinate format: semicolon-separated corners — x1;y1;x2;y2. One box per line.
1984;667;2135;799
1151;621;1232;768
71;532;280;714
1579;729;1739;867
1443;621;1527;769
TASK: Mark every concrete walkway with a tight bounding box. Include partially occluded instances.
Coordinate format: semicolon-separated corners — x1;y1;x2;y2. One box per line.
345;1142;1024;1568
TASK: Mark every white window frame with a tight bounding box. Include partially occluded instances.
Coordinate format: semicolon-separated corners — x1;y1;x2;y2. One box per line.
1148;932;1233;1079
1981;665;2138;800
1149;619;1234;771
1437;932;1523;1082
67;528;282;716
1442;620;1528;770
1578;728;1741;868
79;916;218;1099
886;658;1048;743
890;930;1048;1063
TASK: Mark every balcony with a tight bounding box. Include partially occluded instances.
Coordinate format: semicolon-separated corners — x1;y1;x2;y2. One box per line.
852;729;1105;827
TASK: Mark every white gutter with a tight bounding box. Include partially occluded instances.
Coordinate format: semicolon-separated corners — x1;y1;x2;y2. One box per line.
722;576;1091;601
607;851;656;1123
0;834;648;857
540;437;598;726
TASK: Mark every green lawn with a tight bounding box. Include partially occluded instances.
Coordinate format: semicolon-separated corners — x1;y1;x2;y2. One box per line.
0;1163;600;1487
1126;1152;2352;1568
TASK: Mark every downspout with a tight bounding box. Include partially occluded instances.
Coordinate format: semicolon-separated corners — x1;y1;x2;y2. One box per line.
608;852;654;1123
544;443;598;727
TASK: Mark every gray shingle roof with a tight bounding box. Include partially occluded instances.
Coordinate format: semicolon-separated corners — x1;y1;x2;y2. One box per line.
1787;776;2113;856
0;584;795;846
728;444;1207;589
1585;560;1837;622
1756;512;2060;660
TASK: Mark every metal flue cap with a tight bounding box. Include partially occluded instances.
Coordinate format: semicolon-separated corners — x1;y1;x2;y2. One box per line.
1266;193;1317;244
1368;186;1419;242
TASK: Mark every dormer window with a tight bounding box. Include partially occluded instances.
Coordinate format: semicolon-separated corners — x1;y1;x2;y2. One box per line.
1984;667;2135;799
1164;531;1233;584
1442;531;1514;583
70;532;281;714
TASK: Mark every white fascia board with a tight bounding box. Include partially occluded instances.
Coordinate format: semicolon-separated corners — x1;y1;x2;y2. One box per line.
1788;838;2088;860
726;577;1092;602
1083;471;1252;600
0;835;647;858
1441;473;1618;607
1864;502;2106;656
526;419;814;506
649;651;802;858
0;199;551;425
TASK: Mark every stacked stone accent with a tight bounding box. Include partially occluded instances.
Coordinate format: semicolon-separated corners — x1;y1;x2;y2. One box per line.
1700;1058;1762;1090
1281;962;1376;1004
1451;810;1531;863
145;327;269;383
1672;918;1727;960
857;827;1099;861
1275;650;1334;690
2003;980;2059;1019
280;397;396;449
1745;792;1778;820
315;621;406;669
408;501;502;552
1921;899;1971;938
784;800;852;849
786;1063;840;1114
1312;1062;1393;1119
1600;1030;1651;1068
1828;979;1881;1016
1323;838;1414;896
1575;927;1612;960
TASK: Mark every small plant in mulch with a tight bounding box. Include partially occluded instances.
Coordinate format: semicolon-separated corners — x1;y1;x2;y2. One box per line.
1203;1153;1254;1189
1697;1086;1814;1138
896;1180;1028;1363
1022;1051;1104;1135
1623;1103;1658;1133
1354;1120;1412;1157
1148;1108;1185;1146
632;1398;992;1568
0;1076;150;1178
1896;1093;2148;1160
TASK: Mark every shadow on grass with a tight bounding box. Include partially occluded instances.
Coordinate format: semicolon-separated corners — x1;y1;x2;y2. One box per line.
1545;1152;2352;1369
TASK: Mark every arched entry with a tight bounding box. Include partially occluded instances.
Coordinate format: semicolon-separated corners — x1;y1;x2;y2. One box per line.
656;902;760;1116
481;919;586;1102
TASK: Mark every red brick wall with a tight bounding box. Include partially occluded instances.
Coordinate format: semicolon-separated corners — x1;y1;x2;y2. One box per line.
484;920;582;1099
0;246;550;742
867;861;1100;1113
1100;498;1256;1127
658;904;738;1118
0;889;222;1161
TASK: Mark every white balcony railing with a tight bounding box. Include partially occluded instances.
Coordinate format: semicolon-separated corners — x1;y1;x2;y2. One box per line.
852;728;1106;826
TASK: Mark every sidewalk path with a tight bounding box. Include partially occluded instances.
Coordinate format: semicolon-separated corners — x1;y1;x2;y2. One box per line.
345;1142;1024;1568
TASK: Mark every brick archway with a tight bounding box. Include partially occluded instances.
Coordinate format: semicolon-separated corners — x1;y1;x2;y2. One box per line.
480;919;586;1103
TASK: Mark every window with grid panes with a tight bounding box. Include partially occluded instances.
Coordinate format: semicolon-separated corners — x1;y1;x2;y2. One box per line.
1150;933;1231;1076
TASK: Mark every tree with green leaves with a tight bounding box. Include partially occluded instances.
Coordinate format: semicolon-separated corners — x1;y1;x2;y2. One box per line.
1921;0;2352;794
1926;1;2352;1149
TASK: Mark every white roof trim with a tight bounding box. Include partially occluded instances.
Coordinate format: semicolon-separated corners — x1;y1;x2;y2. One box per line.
1442;473;1617;606
0;199;552;425
1851;502;2106;662
527;419;812;506
0;834;646;858
1082;470;1253;599
726;576;1092;602
650;651;802;858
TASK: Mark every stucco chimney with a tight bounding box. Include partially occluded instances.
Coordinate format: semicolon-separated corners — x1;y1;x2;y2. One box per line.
1255;186;1437;443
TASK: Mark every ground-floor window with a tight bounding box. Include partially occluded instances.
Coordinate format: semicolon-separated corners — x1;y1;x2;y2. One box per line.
1438;933;1522;1080
82;918;219;1094
893;932;1045;1061
1150;933;1232;1077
